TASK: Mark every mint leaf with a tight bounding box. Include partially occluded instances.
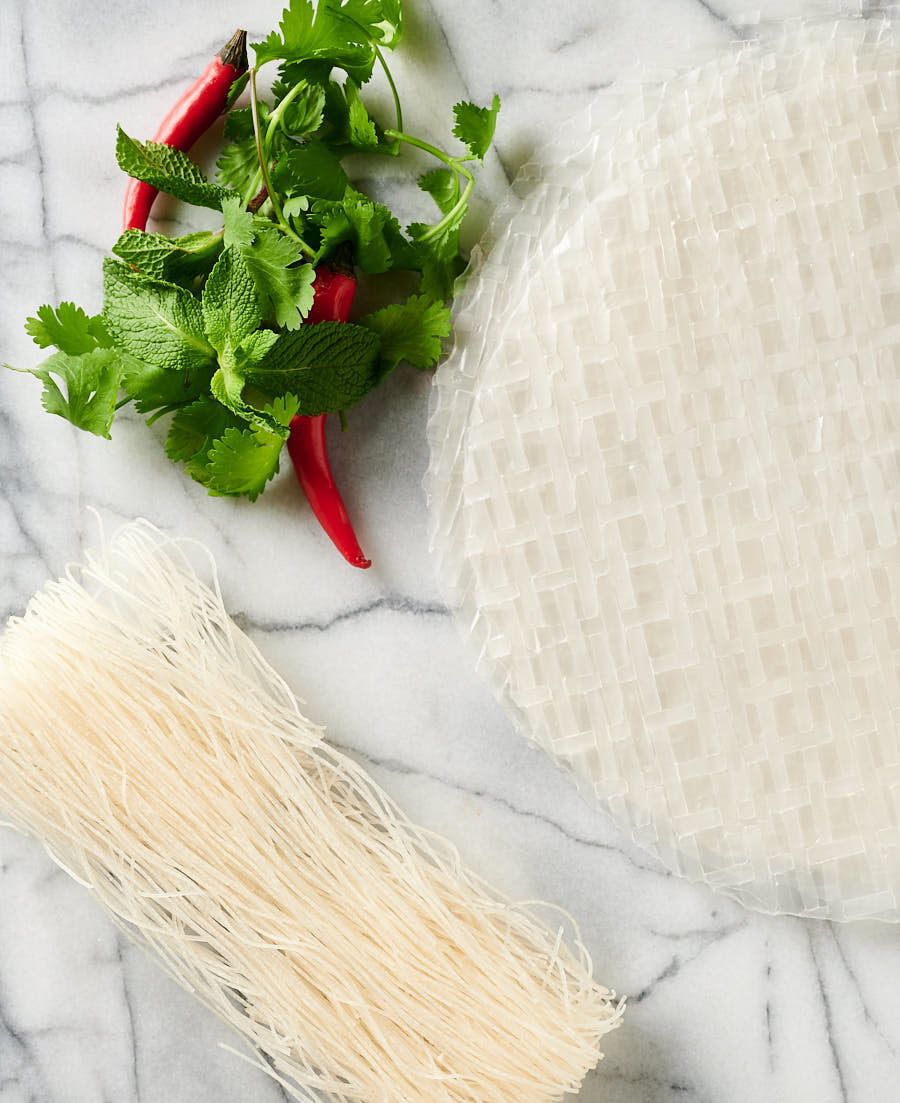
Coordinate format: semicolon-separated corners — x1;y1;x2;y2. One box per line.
236;329;280;369
102;259;214;373
116;126;238;211
205;425;285;500
452;95;500;161
210;366;289;438
246;320;382;413
111;229;223;284
25;303;110;355
240;227;316;330
202;248;262;357
28;348;123;438
358;295;451;372
272;139;349;201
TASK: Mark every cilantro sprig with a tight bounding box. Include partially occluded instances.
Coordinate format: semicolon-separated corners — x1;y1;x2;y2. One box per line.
9;0;499;504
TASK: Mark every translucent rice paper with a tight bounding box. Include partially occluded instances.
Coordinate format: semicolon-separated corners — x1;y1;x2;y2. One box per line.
427;15;900;921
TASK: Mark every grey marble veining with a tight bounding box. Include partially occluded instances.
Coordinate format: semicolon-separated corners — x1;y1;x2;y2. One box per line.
1;1;900;1101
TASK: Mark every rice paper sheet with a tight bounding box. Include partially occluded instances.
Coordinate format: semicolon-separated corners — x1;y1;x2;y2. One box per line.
427;13;900;921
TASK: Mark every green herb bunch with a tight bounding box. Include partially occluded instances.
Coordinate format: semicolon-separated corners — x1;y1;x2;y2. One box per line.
11;0;499;501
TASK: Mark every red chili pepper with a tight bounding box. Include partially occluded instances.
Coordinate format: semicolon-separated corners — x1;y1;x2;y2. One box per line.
123;29;248;232
120;33;368;568
286;268;372;569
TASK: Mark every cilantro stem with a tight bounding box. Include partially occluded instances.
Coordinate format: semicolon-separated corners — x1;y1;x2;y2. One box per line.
264;78;308;147
373;42;403;133
249;67;315;259
383;129;474;242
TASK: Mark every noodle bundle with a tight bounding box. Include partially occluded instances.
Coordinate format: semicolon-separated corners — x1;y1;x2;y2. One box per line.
0;520;621;1103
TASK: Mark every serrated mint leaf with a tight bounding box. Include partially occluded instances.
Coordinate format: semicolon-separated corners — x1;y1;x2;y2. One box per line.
29;348;123;438
25;302;110;356
205;425;285;500
273;139;349;201
116;126;238;211
418;169;458;215
358;295;451;373
102;258;214;373
246;319;382;413
202;247;262;357
111;229;223;284
452;95;500;161
236;328;280;369
210;366;289;438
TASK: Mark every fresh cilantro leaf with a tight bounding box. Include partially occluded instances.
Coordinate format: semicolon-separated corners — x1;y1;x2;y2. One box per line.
116;126;238;211
25;302;110;356
346;82;379;151
246;320;382;413
406;213;466;301
111;229;223;284
221;196;255;248
272;139;349;201
452;95;500;161
272;79;327;136
418;169;458;215
283;196;310;219
165;397;242;466
240;227;316;330
26;348;123;438
120;356;212;416
254;0;380;84
267;392;302;427
201;247;262;357
205;425;285;500
312;190;405;273
102;259;215;373
216;138;260;196
223;102;270;143
358;295;451;373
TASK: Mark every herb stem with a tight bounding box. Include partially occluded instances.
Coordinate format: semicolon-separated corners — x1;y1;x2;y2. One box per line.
264;78;308;146
373;42;403;133
249;67;315;258
383;129;474;241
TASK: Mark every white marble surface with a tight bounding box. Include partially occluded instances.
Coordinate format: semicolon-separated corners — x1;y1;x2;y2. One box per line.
1;1;900;1101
